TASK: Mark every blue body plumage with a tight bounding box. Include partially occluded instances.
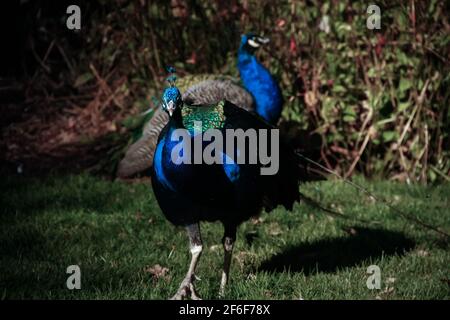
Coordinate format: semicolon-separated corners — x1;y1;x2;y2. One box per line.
153;134;174;191
221;152;240;182
150;82;304;298
237;35;283;124
151;88;301;227
149;61;305;299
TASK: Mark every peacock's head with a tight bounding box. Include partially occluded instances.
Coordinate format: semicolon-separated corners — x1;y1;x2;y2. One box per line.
240;33;270;53
161;86;182;117
161;69;182;117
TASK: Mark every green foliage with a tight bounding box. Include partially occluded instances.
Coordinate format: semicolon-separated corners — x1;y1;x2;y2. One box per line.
264;0;449;183
20;1;448;182
1;173;448;299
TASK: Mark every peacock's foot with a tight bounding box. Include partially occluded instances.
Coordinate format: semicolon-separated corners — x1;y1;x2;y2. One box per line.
170;275;202;300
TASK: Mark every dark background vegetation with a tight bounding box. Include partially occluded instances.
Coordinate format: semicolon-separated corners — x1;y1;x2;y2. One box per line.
1;0;449;182
0;1;449;300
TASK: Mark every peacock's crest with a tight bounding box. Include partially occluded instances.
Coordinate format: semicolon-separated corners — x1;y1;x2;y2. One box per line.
181;100;226;133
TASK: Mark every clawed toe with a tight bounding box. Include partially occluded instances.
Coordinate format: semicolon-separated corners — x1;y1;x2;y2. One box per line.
189;283;202;300
169;277;202;300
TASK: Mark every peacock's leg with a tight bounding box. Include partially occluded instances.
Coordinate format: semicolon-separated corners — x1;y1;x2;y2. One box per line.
170;223;203;300
219;224;237;298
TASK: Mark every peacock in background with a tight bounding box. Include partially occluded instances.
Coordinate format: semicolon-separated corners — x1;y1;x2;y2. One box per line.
116;33;283;178
151;74;306;299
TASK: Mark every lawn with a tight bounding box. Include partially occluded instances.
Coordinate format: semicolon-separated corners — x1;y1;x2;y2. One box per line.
0;173;448;300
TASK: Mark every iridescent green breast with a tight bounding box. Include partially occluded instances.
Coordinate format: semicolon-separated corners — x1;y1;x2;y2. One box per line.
181;100;226;132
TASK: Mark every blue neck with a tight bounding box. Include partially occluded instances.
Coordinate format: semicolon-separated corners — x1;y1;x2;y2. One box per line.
153;118;191;192
237;48;283;124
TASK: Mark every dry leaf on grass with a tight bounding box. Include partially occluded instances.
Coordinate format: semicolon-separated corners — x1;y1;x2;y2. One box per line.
416;249;430;257
386;277;396;284
250;217;264;225
144;264;169;280
268;222;283;236
134;211;143;221
209;244;221;252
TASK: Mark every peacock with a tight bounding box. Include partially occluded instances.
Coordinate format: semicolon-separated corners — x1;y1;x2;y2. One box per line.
151;76;304;300
116;33;283;178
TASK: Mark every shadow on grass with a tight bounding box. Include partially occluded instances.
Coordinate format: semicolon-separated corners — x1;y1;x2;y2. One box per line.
257;227;415;275
0;173;139;218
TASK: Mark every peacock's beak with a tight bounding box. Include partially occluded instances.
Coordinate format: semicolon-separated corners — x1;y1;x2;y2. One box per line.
167;100;175;116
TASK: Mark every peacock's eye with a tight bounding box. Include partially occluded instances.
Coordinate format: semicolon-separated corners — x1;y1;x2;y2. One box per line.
247;38;260;48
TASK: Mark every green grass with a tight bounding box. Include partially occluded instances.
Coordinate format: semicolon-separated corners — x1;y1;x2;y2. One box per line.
0;173;449;300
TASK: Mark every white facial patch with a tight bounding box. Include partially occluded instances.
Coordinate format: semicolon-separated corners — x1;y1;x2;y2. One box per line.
248;38;260;48
167;100;175;116
256;36;269;44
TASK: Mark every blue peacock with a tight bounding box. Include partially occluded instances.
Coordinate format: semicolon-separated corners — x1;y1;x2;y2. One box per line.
151;74;304;299
116;33;283;178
